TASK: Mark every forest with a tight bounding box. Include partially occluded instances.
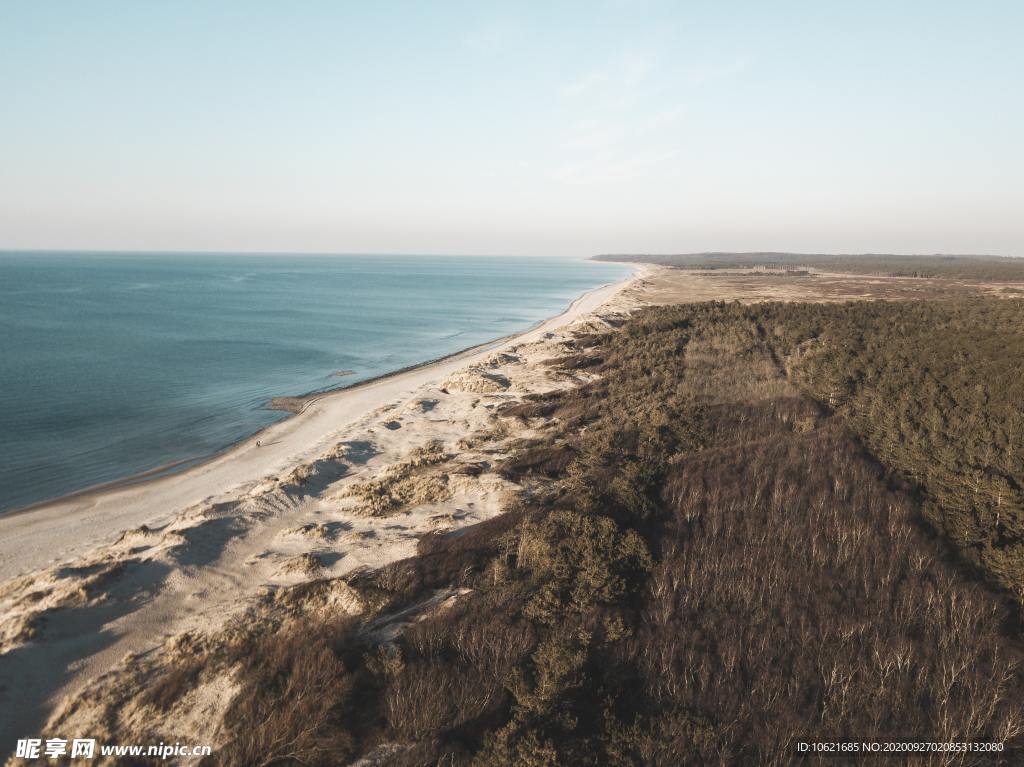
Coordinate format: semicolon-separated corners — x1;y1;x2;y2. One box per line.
142;296;1024;766
594;253;1024;281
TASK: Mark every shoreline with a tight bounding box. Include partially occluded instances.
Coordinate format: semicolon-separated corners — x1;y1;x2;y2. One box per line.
5;271;633;521
0;268;641;581
4;323;545;521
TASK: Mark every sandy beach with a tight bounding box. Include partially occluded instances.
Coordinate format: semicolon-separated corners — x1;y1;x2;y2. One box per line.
0;267;645;755
0;273;638;583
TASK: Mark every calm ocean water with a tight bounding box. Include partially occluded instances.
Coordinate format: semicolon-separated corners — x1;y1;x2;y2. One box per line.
0;253;632;513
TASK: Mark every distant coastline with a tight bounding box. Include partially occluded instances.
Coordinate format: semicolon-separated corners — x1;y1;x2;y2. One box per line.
592;252;1024;280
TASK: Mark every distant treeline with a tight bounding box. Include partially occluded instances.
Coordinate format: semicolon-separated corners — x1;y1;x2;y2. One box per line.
185;297;1024;765
594;252;1024;280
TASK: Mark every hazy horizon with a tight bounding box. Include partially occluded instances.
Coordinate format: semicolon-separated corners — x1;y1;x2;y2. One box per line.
0;248;1018;261
3;1;1022;257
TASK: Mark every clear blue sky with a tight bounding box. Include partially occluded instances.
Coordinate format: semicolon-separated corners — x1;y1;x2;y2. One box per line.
2;1;1021;256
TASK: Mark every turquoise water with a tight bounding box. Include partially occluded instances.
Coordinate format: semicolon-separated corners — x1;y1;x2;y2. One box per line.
0;253;631;513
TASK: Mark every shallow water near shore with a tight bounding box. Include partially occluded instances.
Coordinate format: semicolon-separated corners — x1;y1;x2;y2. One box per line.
0;253;631;512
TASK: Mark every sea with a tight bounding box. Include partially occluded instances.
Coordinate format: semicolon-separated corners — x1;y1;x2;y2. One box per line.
0;253;632;513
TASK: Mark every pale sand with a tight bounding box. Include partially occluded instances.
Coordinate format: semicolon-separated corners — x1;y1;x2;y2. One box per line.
0;267;646;755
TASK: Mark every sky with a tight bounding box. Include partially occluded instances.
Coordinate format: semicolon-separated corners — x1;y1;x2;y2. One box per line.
1;0;1022;257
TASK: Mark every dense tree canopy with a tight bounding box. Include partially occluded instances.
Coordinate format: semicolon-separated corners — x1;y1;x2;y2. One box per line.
172;298;1024;766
